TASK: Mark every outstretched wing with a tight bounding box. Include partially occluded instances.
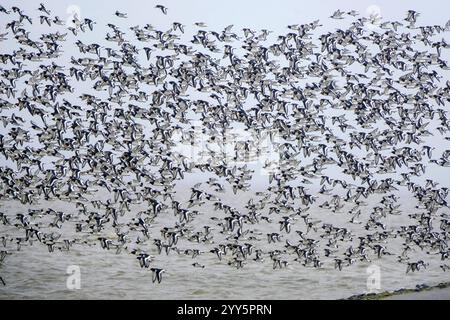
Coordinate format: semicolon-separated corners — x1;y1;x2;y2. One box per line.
157;271;163;283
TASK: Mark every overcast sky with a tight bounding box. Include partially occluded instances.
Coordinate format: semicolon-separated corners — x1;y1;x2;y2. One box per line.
2;0;449;32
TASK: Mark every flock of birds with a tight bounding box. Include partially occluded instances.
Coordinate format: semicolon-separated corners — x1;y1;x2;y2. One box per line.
0;3;450;288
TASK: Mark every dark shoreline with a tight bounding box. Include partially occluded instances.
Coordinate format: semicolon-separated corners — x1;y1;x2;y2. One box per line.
345;282;450;300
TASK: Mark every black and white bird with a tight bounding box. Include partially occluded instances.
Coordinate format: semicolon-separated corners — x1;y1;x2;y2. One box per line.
150;268;166;283
155;5;168;15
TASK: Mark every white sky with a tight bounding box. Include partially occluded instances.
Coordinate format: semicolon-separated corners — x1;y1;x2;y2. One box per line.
1;0;448;32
